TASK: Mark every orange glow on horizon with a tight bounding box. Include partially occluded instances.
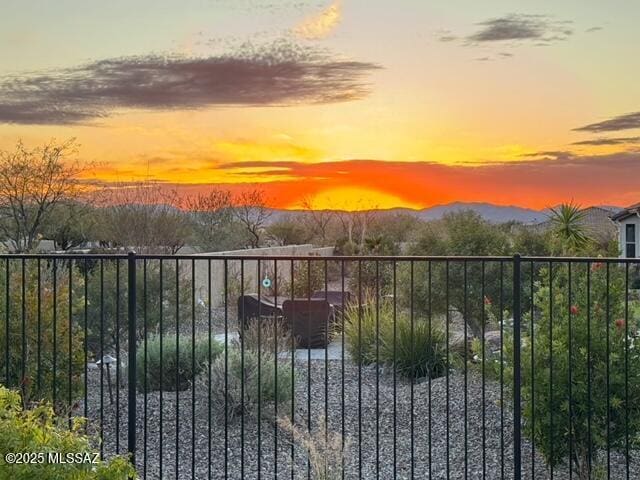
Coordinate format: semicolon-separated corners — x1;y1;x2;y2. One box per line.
299;186;421;211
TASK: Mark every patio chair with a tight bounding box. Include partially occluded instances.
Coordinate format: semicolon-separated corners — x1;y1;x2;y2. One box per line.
282;299;334;348
311;290;351;319
237;294;283;330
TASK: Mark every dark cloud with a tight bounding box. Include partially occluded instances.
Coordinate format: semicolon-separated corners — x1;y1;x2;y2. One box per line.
572;136;640;146
466;14;572;44
585;26;603;33
575;112;640;133
0;41;380;125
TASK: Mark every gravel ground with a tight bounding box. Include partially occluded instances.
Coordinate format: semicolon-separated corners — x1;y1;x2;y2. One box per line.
83;361;639;480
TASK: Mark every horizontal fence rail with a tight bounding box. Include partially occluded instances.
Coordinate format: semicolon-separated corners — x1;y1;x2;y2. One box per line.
1;253;640;479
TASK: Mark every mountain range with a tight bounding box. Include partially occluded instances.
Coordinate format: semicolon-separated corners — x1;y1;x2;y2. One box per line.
270;202;622;225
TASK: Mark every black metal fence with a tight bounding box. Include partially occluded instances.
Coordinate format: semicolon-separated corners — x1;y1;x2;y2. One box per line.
1;253;640;479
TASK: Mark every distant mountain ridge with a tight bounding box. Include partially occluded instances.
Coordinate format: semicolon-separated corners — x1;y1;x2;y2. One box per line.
404;202;546;224
270;202;623;225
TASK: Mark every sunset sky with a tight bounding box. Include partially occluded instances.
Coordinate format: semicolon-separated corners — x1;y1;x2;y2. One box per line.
1;1;640;210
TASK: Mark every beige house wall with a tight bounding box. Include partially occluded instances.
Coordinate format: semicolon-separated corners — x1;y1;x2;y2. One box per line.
179;245;335;307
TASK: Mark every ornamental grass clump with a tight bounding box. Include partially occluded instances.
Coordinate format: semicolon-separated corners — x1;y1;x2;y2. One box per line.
210;347;292;420
344;297;450;379
278;415;348;480
384;315;449;380
343;297;387;366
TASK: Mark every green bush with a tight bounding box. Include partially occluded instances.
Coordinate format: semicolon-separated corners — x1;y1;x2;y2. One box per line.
137;334;222;391
503;263;640;478
344;236;397;296
343;298;387;366
81;260;203;356
210;347;292;419
0;385;136;480
385;315;449;379
401;211;513;337
344;298;451;379
240;318;292;355
0;263;84;410
266;258;326;298
399;259;511;339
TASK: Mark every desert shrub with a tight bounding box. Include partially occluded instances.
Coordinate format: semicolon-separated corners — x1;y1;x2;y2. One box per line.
344;237;397;296
241;318;292;355
400;212;513;337
82;260;203;355
278;415;347;480
0;385;136;480
0;261;84;410
399;260;512;339
267;258;326;298
137;333;222;391
384;316;449;379
210;347;292;419
344;298;451;379
503;262;640;478
348;259;395;298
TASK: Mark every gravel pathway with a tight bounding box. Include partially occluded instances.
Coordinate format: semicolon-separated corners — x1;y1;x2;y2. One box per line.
83;361;639;479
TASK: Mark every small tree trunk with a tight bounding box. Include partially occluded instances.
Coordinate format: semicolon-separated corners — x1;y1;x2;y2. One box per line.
573;449;591;480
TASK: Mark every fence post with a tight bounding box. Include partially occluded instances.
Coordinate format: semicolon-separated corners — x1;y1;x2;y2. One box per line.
127;251;137;469
512;254;522;479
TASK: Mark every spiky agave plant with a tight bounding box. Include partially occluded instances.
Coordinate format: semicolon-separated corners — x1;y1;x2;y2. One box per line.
548;202;590;253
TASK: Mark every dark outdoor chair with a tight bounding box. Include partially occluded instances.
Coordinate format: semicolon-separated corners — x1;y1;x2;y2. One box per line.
282;299;334;348
311;290;351;319
237;294;283;330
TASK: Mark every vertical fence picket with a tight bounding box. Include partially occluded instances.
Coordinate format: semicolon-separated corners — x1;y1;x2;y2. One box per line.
513;254;522;480
127;252;137;470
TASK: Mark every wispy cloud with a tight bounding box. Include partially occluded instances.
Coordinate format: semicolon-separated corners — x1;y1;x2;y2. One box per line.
520;150;574;160
294;0;342;40
575;112;640;133
0;40;379;125
466;14;573;44
438;34;458;42
572;136;640;146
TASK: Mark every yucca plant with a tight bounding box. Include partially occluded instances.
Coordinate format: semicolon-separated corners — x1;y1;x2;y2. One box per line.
548;202;590;253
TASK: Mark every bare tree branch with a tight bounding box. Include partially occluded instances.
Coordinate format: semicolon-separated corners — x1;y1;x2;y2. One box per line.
233;189;272;248
0;139;83;252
